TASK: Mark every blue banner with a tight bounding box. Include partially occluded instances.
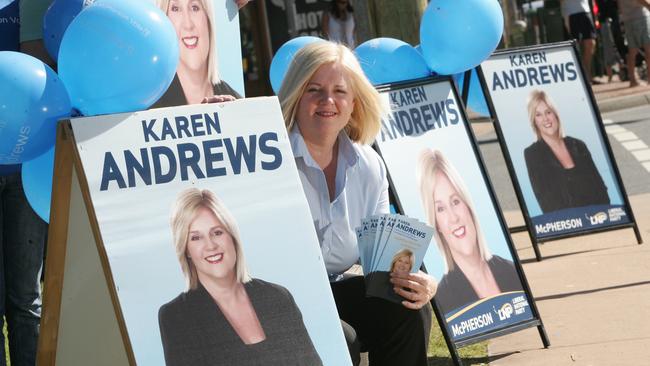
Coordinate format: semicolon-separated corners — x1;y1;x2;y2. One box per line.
531;204;630;239
445;291;534;341
0;0;19;51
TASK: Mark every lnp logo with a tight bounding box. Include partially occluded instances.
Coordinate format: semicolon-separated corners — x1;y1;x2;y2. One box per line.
587;212;607;225
494;303;513;321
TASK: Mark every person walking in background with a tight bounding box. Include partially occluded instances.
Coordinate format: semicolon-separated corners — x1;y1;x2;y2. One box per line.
599;16;622;82
618;0;650;87
561;0;597;82
596;0;629;79
322;0;356;48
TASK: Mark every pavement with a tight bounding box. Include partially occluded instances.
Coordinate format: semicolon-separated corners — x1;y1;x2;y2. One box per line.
483;77;650;365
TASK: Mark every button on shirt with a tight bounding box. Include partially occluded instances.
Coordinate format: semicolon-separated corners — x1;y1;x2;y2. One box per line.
290;127;389;279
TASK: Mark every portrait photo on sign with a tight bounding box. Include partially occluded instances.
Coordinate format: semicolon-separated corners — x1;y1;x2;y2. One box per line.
69;98;350;365
158;188;320;365
416;149;523;315
152;0;244;108
375;79;534;341
479;44;630;239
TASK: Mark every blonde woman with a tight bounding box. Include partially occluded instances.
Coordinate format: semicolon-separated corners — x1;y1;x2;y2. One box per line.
390;248;414;274
418;149;521;313
365;248;416;304
158;188;320;366
278;41;436;366
153;0;241;108
524;90;609;213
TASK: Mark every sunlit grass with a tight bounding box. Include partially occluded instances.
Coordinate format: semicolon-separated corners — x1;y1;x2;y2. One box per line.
427;312;489;366
3;318;9;366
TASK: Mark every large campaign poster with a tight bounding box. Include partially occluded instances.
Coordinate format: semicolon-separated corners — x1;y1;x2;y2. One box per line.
69;97;350;365
375;78;536;343
151;0;245;108
479;43;631;240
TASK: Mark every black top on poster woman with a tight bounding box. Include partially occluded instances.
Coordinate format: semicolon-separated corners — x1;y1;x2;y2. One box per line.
523;90;609;213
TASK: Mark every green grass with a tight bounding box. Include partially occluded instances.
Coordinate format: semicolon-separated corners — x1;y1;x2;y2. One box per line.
3;318;9;366
427;313;489;366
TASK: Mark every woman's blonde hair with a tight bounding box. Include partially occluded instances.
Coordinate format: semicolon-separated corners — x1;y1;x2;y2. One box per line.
170;188;250;290
278;41;384;144
157;0;221;84
527;89;564;140
416;149;491;273
390;248;414;272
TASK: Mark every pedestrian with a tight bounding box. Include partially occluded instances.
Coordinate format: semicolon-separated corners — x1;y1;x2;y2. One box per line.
561;0;598;83
618;0;650;87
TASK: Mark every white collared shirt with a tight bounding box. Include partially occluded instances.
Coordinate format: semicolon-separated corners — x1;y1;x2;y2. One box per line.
289;127;389;279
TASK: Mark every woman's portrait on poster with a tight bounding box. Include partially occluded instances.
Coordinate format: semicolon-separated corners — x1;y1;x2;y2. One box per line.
365;248;416;303
158;188;321;366
523;90;609;213
153;0;242;108
417;149;523;314
391;248;414;274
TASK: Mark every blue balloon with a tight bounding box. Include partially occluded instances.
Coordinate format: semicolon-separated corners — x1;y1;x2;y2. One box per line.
22;146;55;223
355;38;431;86
269;36;324;94
453;68;490;117
43;0;91;61
0;51;71;164
58;0;179;116
420;0;503;75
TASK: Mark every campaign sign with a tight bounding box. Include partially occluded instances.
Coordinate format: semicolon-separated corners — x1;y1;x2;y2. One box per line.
479;43;631;240
152;0;245;108
69;97;350;365
375;78;536;342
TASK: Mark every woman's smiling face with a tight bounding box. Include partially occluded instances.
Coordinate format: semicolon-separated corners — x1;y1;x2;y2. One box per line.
533;101;559;139
433;170;478;260
392;255;412;273
186;207;237;284
166;0;211;73
296;62;355;141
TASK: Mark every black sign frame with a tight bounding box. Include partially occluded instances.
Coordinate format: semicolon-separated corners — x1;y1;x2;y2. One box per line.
477;41;642;261
374;76;550;366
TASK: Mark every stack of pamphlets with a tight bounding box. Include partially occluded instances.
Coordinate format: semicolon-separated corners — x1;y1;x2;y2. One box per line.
356;214;434;303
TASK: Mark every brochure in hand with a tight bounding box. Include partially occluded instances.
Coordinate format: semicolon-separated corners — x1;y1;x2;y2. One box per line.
357;214;434;303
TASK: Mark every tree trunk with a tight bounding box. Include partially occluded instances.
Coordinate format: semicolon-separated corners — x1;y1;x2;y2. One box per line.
370;0;427;45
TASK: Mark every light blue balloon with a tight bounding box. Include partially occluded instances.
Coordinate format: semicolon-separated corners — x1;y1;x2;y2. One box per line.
453;68;490;117
22;146;55;223
43;0;93;61
355;38;431;86
269;36;324;94
0;51;71;164
420;0;503;75
58;0;179;116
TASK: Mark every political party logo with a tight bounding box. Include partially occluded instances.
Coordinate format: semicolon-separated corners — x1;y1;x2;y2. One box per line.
586;211;607;225
494;303;514;321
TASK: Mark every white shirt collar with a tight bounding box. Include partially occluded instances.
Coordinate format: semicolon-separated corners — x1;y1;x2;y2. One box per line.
289;126;359;171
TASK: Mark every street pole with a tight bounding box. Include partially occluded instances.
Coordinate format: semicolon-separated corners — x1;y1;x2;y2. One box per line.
284;0;297;38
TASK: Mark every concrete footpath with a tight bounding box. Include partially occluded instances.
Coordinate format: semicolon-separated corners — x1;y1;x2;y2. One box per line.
485;79;650;365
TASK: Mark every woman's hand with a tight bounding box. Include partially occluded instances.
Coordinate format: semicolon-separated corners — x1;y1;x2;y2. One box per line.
390;270;438;310
202;95;237;104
